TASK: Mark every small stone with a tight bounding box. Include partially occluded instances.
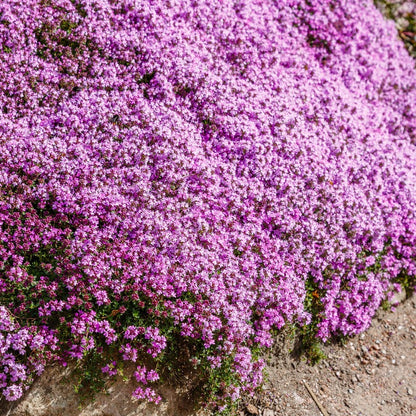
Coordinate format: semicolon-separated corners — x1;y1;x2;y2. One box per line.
391;359;397;365
246;404;259;415
407;387;413;396
348;389;354;394
292;392;305;405
263;409;275;416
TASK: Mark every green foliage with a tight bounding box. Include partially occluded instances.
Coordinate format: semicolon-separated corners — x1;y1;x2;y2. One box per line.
393;270;416;297
136;70;156;85
60;19;78;34
380;298;392;311
72;351;111;403
290;275;327;365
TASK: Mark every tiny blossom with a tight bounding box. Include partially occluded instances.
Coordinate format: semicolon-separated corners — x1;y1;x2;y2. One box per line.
132;386;162;404
101;361;118;376
2;384;23;401
120;343;138;362
146;370;159;382
134;366;148;385
124;326;142;340
207;355;222;369
30;334;45;350
94;290;110;306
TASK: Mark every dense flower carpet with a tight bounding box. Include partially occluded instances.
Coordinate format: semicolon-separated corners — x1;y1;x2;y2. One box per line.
0;0;415;411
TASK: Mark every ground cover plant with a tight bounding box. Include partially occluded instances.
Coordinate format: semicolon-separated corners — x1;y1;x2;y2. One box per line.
0;0;415;413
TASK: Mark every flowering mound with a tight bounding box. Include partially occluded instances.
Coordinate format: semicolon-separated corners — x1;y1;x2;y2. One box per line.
0;0;416;409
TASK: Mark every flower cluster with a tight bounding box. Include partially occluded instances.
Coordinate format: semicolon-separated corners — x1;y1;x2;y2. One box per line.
0;307;58;399
0;0;415;407
132;365;161;404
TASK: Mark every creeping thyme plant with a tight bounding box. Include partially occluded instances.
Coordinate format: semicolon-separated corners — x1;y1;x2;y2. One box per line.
0;0;415;412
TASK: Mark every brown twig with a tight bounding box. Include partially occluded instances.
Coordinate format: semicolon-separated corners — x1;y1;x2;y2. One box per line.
303;380;329;416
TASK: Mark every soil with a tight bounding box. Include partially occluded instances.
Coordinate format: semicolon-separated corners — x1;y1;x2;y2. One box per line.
1;296;415;416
